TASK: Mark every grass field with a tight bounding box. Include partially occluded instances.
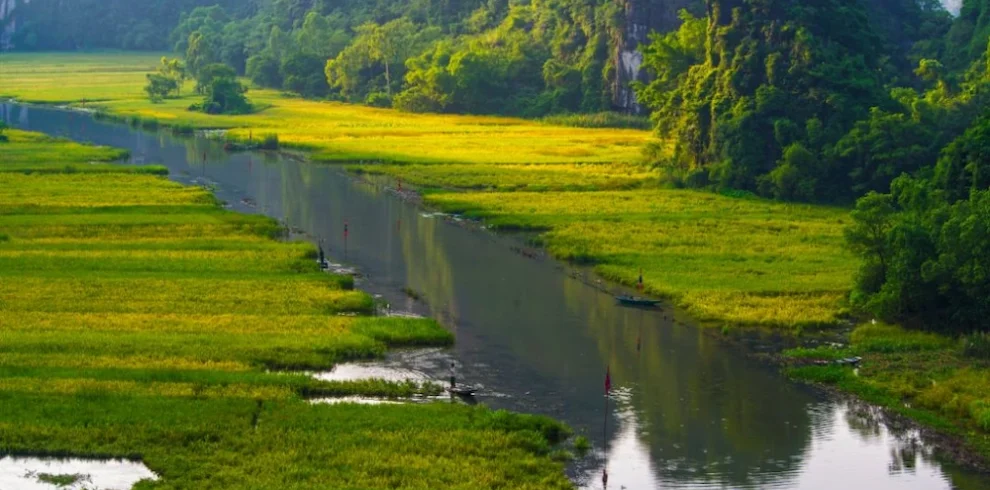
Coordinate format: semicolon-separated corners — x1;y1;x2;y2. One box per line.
786;323;990;460
0;130;574;488
0;52;860;330
0;52;649;166
428;190;856;328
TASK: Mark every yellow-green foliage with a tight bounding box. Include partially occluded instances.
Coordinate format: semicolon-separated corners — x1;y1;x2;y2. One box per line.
790;323;990;457
0;129;132;172
851;322;954;352
846;324;989;427
0;173;215;209
356;162;657;191
0;130;571;488
0;52;167;103
0;52;648;166
429;189;856;328
2;52;859;331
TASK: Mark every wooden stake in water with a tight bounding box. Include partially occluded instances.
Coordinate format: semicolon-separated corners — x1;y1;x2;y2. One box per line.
603;365;611;489
343;220;349;258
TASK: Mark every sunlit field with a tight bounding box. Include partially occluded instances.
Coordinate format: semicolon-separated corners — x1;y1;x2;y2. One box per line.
0;52;862;331
0;129;146;173
354;162;658;191
0;52;649;166
0;52;165;103
428;190;857;329
0;130;574;488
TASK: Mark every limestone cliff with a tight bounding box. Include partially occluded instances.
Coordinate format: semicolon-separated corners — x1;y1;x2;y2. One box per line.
612;0;698;112
1;0;28;50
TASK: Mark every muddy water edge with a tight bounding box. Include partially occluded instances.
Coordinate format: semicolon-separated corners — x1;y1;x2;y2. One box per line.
4;102;990;490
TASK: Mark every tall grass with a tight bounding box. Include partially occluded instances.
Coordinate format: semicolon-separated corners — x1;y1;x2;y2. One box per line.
0;128;573;488
0;52;648;166
428;189;856;329
787;322;990;458
540;112;652;130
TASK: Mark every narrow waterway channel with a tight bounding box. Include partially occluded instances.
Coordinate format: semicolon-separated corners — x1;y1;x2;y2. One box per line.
4;102;988;489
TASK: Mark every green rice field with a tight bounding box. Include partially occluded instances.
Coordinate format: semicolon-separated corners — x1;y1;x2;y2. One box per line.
0;129;574;488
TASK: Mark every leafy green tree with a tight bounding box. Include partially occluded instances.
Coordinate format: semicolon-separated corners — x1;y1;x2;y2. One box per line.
327;18;441;101
145;74;179;103
185;31;221;79
847;114;990;333
945;0;990;70
197;76;251;115
934;116;990;202
282;53;331;97
637;0;892;199
0;122;8;143
159;57;187;95
829;108;936;196
846;192;898;292
194;64;237;95
171;5;230;53
634;10;705;104
247;54;284;88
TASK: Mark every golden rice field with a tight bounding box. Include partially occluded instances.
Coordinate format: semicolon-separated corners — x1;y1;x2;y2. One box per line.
354;162;658;191
0;52;861;331
0;52;649;165
0;130;574;488
428;190;857;329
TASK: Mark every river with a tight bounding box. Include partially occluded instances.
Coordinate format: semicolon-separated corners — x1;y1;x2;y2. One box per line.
3;102;987;490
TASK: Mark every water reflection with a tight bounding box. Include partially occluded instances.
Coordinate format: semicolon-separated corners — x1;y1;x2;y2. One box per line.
4;102;988;489
582;399;957;489
0;456;157;490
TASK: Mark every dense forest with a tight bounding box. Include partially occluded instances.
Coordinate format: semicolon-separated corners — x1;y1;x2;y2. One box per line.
5;0;990;332
6;0;674;117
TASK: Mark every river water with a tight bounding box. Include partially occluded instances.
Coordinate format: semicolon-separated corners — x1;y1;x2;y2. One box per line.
4;103;987;489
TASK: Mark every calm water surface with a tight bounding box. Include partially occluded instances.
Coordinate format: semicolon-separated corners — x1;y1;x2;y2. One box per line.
4;103;987;489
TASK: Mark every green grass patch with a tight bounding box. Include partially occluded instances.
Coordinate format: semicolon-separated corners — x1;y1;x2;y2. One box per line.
787;322;990;460
0;128;573;488
0;52;648;166
428;189;856;329
851;323;955;353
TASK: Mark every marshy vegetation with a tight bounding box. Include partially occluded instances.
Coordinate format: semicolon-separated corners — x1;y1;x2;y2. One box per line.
786;322;990;458
0;129;575;488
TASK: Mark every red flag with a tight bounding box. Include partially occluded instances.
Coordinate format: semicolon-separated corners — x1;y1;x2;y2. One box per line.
605;366;611;395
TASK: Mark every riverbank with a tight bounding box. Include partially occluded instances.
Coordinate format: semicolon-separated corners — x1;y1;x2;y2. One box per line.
0;51;856;331
6;52;990;475
784;323;990;465
0;128;575;488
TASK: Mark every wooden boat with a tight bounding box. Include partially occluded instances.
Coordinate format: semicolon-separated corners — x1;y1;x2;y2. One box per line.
615;295;662;307
834;356;863;366
445;384;478;397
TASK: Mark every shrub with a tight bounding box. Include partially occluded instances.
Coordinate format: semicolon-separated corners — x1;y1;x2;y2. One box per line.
962;332;990;359
194;76;251;115
171;124;195;136
365;92;393;108
259;134;280;150
540;112;651;130
851;323;953;353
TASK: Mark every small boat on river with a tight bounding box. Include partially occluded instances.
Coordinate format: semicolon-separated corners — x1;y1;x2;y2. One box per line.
445;384;478;397
616;295;662;308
